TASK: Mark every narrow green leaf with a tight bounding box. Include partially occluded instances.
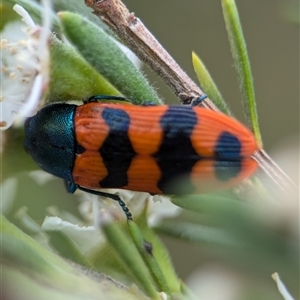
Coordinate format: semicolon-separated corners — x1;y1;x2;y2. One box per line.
192;52;230;115
171;193;239;215
141;226;181;294
155;221;241;247
52;0;107;29
134;209;181;294
100;216;160;299
221;0;262;147
0;215;74;275
128;221;171;295
58;12;162;105
49;36;121;102
1;215;148;299
180;283;199;300
46;230;92;269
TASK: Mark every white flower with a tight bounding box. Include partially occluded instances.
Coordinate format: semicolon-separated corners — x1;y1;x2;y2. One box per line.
42;190;181;254
42;216;104;255
77;189;181;226
0;3;51;130
148;194;182;226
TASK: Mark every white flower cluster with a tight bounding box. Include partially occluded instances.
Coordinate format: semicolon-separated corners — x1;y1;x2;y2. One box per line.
0;4;50;130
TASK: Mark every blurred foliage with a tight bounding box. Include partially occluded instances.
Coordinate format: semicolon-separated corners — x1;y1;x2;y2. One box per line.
1;0;298;300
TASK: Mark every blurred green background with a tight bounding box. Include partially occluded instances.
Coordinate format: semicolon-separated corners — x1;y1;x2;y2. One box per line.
2;1;299;299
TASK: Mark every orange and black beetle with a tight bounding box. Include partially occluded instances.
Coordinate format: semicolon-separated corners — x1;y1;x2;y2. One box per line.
24;95;258;219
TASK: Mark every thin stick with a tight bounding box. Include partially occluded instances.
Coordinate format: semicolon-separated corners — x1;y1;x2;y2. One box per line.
254;150;297;195
85;0;213;108
85;0;297;196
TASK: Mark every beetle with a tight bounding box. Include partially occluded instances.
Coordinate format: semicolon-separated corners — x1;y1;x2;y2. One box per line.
24;95;258;220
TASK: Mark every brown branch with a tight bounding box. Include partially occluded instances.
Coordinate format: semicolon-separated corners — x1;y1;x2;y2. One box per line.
85;0;297;196
85;0;213;108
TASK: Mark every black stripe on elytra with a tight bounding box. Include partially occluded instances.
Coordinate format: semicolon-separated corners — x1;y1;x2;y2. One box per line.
214;131;242;160
154;106;201;194
214;160;242;181
214;132;242;181
99;107;136;188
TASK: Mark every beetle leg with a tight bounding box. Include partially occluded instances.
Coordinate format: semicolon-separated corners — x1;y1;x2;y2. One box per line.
64;180;78;193
190;94;207;106
66;182;133;221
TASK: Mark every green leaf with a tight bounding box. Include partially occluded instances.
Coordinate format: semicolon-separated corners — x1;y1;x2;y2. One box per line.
171;193;239;216
0;214;152;300
100;215;161;299
52;0;108;30
58;12;162;105
192;52;230;115
48;36;121;102
46;230;92;269
128;221;171;295
133;209;181;294
221;0;262;147
155;221;240;247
